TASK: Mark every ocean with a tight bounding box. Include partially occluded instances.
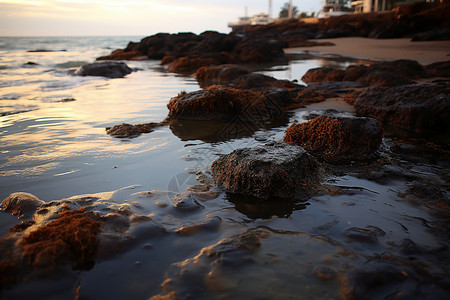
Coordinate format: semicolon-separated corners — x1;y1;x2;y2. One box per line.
0;36;446;299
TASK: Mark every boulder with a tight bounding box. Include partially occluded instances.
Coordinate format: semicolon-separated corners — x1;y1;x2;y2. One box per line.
355;83;450;132
195;64;251;88
166;86;294;121
211;142;320;200
283;116;383;163
301;67;346;83
74;62;133;78
195;64;299;89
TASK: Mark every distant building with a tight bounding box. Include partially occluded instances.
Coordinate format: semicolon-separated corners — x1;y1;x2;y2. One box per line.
319;0;350;18
228;13;273;30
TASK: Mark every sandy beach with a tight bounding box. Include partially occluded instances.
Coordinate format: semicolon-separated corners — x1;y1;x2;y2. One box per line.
285;37;450;65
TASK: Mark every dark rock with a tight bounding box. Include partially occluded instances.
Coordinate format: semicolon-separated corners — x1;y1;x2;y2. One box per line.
166;86;294;121
1;192;44;218
301;67;346;83
195;64;251;88
355;83;450;132
211;142;320;200
167;56;222;74
358;70;413;87
231;39;285;64
74;62;133;78
302;60;425;87
105;122;162;138
283;116;383;163
231;73;298;89
97;49;147;61
412;28;450;41
195;64;299;89
340;263;412;300
344;226;386;244
27;49;66;52
425;61;450;78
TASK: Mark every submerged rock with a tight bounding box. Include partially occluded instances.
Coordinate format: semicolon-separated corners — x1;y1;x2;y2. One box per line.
283;116;383;163
211;142;320;200
0;188;167;287
355;83;450;132
74;62;133;78
106;122;162;138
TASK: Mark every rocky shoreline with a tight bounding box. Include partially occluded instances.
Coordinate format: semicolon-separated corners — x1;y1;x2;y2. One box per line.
1;2;450;299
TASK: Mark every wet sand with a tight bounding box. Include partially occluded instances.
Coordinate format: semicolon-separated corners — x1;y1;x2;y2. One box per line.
285;37;450;65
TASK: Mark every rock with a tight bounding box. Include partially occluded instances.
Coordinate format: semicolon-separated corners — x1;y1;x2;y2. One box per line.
283;116;383;163
231;39;285;64
211;142;320;200
195;64;299;89
302;60;424;87
74;62;133;78
301;67;346;83
231;73;298;89
166;86;294;121
412;28;450;41
195;64;250;87
167;56;222;74
97;49;147;61
105;122;162;138
355;83;450;132
1;192;44;218
21;207;101;270
425;61;450;78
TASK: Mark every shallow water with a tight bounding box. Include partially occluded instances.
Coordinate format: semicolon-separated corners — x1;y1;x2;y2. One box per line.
1;36;449;299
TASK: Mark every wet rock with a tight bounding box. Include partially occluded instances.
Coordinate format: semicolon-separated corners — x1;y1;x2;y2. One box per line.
302;68;346;83
302;60;424;87
0;188;167;286
425;61;450;78
232;73;299;89
314;266;337;281
151;230;262;299
231;39;285;64
1;192;44;218
411;28;450;41
211;142;320;200
195;64;251;88
98;31;285;74
21;207;101;270
167;56;222;74
166;86;294;122
355;83;450;132
284;116;383;163
343;226;386;244
105;122;162;138
176;216;221;235
340;263;412;300
74;62;133;78
96;49;147;61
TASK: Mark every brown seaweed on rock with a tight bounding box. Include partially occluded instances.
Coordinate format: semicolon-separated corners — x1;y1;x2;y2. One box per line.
106;122;163;138
21;207;100;270
283;116;383;163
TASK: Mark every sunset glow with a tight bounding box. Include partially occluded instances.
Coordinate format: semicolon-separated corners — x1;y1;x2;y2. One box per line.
0;0;321;36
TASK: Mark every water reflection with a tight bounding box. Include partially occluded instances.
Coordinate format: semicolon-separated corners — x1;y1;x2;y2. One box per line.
168;112;292;143
227;193;309;219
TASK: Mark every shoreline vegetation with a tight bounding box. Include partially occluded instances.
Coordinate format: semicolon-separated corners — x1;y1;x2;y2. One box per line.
1;1;450;299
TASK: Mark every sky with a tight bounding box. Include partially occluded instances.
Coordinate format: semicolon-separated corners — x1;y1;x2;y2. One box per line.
0;0;323;36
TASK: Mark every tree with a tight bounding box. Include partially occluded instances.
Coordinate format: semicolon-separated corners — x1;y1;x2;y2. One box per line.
279;2;299;18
